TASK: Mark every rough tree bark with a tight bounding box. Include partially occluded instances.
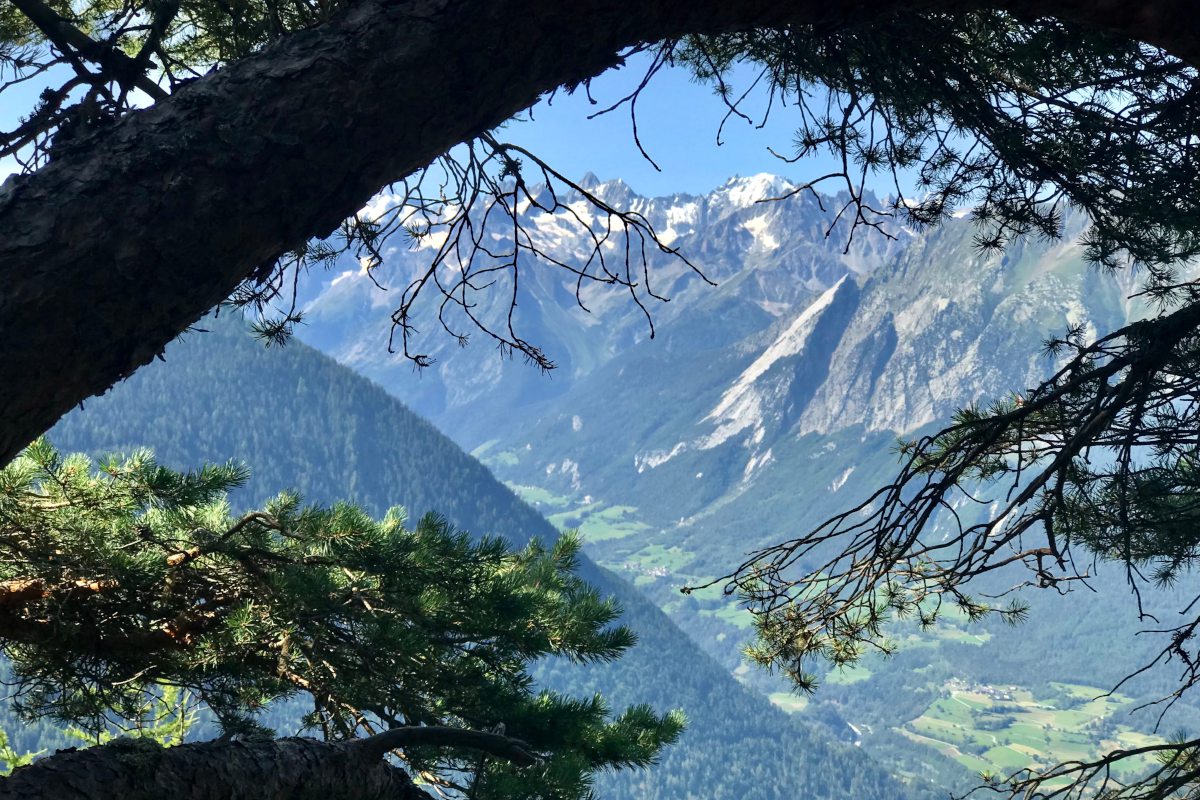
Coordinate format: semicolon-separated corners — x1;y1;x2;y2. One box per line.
0;0;1198;467
1;737;428;800
0;726;535;800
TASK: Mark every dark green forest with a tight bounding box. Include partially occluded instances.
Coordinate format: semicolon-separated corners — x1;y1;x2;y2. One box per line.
16;315;925;800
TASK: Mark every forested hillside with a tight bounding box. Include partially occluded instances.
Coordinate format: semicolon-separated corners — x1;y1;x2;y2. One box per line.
295;176;1199;788
29;316;924;800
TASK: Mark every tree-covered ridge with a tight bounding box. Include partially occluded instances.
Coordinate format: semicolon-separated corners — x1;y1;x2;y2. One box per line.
40;315;921;800
419;193;1199;794
0;439;682;799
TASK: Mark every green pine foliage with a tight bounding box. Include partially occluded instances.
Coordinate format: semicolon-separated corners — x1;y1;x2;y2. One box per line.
62;684;199;748
44;314;925;800
0;728;40;776
0;439;682;799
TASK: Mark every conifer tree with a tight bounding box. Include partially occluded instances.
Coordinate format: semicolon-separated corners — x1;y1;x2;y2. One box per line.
0;439;682;799
5;2;1200;798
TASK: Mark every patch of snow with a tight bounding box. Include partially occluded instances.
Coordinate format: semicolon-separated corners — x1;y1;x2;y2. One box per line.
756;299;791;317
357;191;406;221
1063;298;1099;344
743;448;775;480
565;200;596;229
829;466;855;492
666;200;699;227
741;214;780;251
560;459;582;491
411;228;450;251
635;442;687;473
720;173;794;209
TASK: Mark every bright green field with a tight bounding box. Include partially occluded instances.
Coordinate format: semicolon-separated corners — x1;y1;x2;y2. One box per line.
507;482;572;510
903;682;1163;780
825;664;873;686
768;692;810;714
700;601;756;630
547;503;651;542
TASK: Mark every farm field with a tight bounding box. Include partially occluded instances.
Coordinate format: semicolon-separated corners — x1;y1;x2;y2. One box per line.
902;681;1163;783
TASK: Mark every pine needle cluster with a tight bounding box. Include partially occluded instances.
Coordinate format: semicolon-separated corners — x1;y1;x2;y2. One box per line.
0;439;683;799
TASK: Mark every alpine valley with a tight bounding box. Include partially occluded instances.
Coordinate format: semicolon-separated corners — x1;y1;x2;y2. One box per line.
43;316;917;800
296;173;1200;789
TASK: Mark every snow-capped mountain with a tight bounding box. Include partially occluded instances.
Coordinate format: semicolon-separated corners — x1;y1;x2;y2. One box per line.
296;173;1184;788
297;173;909;436
298;173;1143;573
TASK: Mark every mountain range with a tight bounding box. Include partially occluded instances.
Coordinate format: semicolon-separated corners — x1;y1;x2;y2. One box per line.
294;173;1192;786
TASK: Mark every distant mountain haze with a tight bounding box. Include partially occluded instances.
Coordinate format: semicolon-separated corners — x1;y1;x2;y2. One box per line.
296;175;1190;787
296;174;1142;573
46;316;924;800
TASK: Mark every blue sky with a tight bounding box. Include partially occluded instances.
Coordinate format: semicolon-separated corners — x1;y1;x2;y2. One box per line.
1;53;876;197
497;56;862;199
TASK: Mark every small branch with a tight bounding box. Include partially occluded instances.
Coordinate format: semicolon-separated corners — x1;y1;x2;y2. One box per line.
354;725;539;767
9;0;168;100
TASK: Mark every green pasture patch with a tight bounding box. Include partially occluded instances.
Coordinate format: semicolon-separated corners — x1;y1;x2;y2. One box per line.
580;505;651;541
1008;743;1042;758
602;504;639;516
627;543;693;572
684;579;728;602
701;601;755;630
901;682;1168;787
768;692;809;714
1051;682;1101;699
954;692;990;709
984;745;1030;770
548;501;601;527
507;483;573;510
908;716;966;743
899;729;992;775
1114;731;1161;749
1103;741;1162;779
825;664;872;685
936;626;991;645
469;439;498;458
483;448;520;468
548;502;650;542
1022;709;1058;726
1048;709;1093;729
925;697;976;725
1005;723;1051;749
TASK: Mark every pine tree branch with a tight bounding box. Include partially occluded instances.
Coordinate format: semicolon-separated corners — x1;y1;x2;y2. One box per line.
8;0;169;100
353;725;539;766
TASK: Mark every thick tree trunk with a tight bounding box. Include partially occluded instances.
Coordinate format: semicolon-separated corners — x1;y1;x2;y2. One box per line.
0;726;535;799
0;736;431;800
0;0;1197;466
